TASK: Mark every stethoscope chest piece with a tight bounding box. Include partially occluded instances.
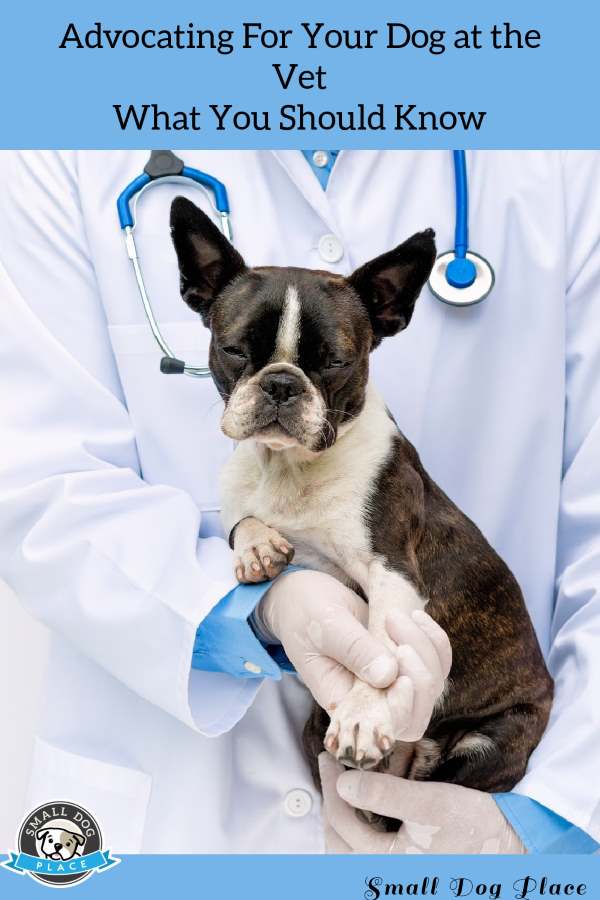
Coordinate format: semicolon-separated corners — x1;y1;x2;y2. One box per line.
428;250;495;307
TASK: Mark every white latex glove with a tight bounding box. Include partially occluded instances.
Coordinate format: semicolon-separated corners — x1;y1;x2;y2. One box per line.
386;609;452;741
255;570;399;711
319;753;526;854
327;607;453;750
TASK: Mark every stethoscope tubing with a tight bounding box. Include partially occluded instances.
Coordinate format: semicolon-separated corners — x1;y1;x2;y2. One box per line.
117;156;233;377
117;167;230;229
453;149;469;260
117;150;493;376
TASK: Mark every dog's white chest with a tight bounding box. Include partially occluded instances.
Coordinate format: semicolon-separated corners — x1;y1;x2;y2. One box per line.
255;456;368;547
220;385;398;585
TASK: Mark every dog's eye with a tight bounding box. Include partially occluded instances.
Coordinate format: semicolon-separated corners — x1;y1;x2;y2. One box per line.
222;346;247;361
327;359;350;369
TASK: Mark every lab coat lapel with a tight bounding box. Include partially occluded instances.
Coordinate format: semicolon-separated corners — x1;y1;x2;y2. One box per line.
271;150;341;234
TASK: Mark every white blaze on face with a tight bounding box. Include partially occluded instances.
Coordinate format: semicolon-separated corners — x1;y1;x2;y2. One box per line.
221;282;330;449
274;284;301;362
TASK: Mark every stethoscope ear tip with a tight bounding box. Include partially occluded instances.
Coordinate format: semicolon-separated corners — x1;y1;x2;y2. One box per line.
428;251;495;307
160;356;186;374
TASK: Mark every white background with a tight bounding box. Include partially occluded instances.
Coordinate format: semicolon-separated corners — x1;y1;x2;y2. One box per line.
0;579;48;851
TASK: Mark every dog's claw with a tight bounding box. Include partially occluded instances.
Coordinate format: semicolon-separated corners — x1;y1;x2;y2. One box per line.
233;520;295;584
325;720;340;754
376;730;393;754
325;682;397;769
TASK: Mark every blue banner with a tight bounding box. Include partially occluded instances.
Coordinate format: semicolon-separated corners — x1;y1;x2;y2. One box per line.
0;0;599;148
2;849;119;877
1;854;599;899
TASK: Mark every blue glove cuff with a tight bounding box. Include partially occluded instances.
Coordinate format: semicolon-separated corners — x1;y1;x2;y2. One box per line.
192;568;301;679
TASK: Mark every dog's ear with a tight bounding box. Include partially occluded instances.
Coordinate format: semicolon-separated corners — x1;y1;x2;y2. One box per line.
170;196;246;326
349;229;436;347
71;833;85;847
36;829;49;841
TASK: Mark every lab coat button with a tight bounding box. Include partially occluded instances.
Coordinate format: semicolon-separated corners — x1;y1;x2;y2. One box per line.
284;788;313;818
318;234;344;263
312;150;329;168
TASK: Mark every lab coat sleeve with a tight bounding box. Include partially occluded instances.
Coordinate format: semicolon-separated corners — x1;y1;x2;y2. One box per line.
0;150;263;736
514;152;600;841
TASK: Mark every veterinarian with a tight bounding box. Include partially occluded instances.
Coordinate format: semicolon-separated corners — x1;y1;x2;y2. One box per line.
0;150;599;854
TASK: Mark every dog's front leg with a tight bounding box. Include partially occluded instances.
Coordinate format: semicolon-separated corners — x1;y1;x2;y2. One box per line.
325;562;426;769
366;562;426;649
220;451;294;584
232;516;295;583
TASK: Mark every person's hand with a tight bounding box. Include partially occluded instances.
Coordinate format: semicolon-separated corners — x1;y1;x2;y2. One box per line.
319;753;525;853
385;609;452;742
255;570;399;712
324;608;452;766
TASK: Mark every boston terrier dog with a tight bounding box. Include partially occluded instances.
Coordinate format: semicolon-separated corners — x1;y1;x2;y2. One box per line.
170;197;553;829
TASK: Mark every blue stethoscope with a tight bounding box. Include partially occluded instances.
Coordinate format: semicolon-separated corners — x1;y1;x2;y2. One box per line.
427;150;495;306
117;150;495;378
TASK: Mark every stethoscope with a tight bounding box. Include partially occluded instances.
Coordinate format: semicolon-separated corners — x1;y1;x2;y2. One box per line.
117;149;495;378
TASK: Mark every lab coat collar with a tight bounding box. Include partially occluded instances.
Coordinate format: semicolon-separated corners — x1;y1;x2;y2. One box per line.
270;150;343;235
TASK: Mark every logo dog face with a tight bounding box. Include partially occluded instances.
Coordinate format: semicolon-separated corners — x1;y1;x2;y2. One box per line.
170;197;436;453
36;828;85;861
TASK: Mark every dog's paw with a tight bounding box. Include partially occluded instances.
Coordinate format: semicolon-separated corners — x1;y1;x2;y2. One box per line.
235;540;293;582
233;517;294;583
324;682;395;770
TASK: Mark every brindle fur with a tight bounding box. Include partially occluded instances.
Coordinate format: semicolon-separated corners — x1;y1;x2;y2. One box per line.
303;433;553;830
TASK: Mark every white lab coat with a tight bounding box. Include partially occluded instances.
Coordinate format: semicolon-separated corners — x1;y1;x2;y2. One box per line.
1;150;599;851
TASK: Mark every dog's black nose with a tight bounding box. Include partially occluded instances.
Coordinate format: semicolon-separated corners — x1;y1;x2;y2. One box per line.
54;844;62;851
260;371;304;404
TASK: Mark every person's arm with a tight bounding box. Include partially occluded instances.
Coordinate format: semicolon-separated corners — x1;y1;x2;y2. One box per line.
0;150;263;734
0;152;400;733
503;152;600;845
320;152;600;853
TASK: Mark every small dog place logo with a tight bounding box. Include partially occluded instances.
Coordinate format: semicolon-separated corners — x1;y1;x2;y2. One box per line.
2;801;119;887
